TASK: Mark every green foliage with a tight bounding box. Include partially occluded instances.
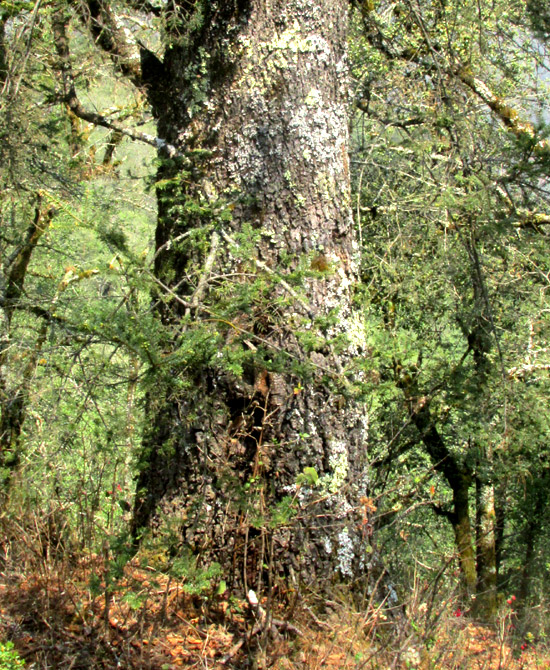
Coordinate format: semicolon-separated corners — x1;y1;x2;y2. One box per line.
1;0;550;646
0;642;24;669
527;0;550;38
120;590;147;611
269;495;298;527
0;0;158;556
350;0;550;622
296;467;319;487
171;555;222;596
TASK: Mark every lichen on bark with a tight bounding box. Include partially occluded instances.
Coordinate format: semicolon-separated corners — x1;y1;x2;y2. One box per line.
132;0;370;592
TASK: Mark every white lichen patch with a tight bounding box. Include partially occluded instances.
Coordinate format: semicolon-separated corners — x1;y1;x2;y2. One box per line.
340;311;366;356
229;96;273;185
305;34;332;63
358;409;369;445
304;87;323;107
337;527;354;577
236;24;331;92
112;15;141;67
289;103;348;171
319;438;348;494
271;22;331;62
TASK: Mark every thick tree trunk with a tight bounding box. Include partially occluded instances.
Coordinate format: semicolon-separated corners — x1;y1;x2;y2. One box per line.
132;0;369;591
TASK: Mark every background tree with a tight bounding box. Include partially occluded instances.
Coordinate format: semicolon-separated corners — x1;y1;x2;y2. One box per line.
351;0;550;619
0;0;156;548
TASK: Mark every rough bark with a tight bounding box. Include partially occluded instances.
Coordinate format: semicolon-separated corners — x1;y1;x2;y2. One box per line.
451;475;477;597
132;0;369;591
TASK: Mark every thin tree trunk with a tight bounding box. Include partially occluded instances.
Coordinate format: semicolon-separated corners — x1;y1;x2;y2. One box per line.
0;16;7;85
494;482;506;582
518;473;548;606
402;383;477;599
0;200;53;482
452;474;477;597
475;464;498;617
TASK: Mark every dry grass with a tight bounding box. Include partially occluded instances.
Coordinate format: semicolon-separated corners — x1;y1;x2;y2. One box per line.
0;515;549;670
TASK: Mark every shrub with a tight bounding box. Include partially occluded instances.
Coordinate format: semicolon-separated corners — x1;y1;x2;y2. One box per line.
0;642;25;669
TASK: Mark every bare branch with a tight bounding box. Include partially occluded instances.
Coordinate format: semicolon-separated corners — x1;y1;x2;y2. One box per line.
456;68;550;156
50;6;177;156
75;0;143;87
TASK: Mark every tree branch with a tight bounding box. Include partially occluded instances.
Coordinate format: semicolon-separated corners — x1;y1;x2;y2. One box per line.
355;98;426;129
455;68;550;156
356;7;550;158
431;502;456;523
50;6;177;156
75;0;143;87
495;184;550;232
2;196;54;319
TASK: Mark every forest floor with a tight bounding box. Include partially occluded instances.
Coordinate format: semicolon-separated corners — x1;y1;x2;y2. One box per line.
0;554;548;670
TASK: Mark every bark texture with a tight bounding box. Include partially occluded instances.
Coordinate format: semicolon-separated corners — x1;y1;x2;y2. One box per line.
132;0;369;590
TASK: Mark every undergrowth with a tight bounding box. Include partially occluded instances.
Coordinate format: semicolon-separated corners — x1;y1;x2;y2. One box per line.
1;504;549;670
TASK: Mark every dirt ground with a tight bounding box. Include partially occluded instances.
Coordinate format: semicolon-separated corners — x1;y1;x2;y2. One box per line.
0;556;548;669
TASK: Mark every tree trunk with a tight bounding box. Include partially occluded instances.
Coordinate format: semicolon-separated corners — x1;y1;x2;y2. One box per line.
465;233;498;617
404;391;477;599
518;471;549;606
451;473;477;598
0;200;53;484
132;0;369;591
474;464;498;618
494;482;506;582
0;16;7;85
